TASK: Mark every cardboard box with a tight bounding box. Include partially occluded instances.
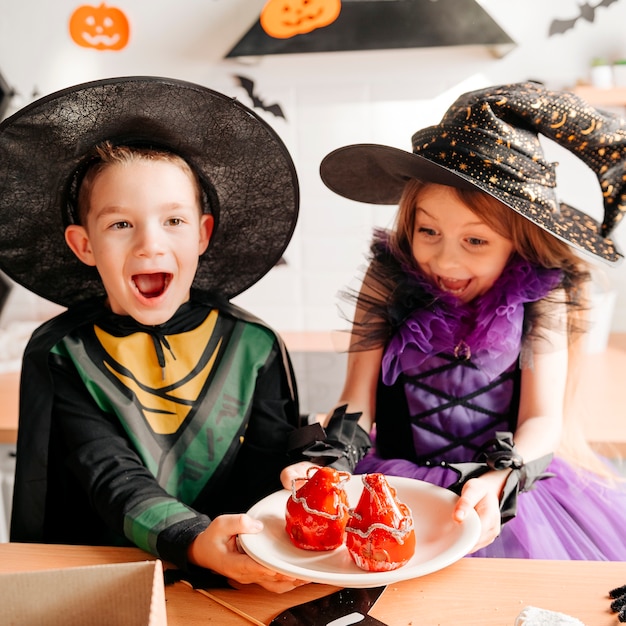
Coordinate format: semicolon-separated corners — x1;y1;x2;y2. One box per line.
0;559;167;625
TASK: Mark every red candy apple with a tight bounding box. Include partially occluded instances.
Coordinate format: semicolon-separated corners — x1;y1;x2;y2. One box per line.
285;466;350;551
346;473;416;571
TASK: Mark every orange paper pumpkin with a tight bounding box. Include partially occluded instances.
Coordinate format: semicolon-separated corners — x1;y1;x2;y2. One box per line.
260;0;341;39
69;3;130;51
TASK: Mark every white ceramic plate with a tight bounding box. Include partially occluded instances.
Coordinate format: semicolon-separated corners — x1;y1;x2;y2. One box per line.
238;474;481;587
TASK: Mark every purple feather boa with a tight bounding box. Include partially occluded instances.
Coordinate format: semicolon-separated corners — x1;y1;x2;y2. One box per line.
382;255;562;383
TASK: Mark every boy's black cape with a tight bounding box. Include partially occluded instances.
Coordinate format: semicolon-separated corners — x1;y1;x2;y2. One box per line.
10;293;299;544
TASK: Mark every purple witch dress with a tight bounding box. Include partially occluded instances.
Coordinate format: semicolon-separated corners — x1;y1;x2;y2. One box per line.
354;247;626;560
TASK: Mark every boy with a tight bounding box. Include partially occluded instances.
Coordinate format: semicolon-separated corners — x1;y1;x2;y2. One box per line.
0;76;306;592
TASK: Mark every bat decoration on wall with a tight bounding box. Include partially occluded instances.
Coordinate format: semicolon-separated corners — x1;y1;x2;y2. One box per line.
548;0;621;36
234;75;286;119
0;85;41;121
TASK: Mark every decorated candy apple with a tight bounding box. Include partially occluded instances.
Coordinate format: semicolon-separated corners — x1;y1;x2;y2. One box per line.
346;473;416;572
285;466;350;551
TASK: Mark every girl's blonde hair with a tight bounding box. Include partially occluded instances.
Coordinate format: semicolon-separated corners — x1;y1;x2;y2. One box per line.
390;180;617;479
391;179;586;280
390;180;589;334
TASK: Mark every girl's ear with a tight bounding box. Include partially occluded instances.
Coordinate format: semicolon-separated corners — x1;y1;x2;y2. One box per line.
65;225;97;266
198;214;214;255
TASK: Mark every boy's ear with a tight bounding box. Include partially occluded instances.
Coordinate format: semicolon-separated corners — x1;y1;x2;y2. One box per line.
199;214;214;255
65;225;97;266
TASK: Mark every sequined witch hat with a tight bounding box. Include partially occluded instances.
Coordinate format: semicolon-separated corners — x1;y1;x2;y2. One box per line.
0;76;299;306
320;81;626;264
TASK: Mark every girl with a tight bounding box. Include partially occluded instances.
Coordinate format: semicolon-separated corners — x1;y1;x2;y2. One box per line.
290;81;626;559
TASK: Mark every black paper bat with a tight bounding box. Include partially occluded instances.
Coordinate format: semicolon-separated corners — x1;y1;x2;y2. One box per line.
548;0;621;36
234;75;286;119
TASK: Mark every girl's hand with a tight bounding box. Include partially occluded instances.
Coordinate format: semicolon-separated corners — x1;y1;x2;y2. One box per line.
280;461;320;491
453;477;502;552
188;514;309;593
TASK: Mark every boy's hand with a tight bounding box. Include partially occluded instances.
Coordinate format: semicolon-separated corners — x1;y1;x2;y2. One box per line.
188;514;309;593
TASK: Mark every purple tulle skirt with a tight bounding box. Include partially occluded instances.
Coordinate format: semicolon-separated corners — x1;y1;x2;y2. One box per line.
355;453;626;560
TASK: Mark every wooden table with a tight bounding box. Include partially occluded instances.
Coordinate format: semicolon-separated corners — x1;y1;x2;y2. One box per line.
0;543;624;625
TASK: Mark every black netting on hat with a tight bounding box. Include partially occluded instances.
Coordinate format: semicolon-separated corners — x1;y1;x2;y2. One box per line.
0;76;299;306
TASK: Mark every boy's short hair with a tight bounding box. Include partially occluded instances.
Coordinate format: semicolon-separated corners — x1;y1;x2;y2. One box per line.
73;142;210;227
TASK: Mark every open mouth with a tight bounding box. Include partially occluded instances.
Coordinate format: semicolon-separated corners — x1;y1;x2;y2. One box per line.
437;276;470;296
133;273;172;298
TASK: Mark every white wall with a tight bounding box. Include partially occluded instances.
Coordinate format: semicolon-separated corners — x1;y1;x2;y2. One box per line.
1;0;626;346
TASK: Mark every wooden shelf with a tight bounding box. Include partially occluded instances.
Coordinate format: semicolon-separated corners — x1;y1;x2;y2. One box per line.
572;85;626;106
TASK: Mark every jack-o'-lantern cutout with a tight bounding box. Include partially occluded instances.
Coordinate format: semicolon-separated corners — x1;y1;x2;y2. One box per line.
69;3;130;51
260;0;341;39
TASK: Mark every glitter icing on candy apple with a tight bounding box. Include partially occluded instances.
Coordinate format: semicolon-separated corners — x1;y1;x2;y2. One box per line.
285;468;416;572
285;466;351;551
346;473;416;572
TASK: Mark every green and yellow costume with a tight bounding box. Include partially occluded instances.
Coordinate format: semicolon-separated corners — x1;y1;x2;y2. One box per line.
11;293;301;568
